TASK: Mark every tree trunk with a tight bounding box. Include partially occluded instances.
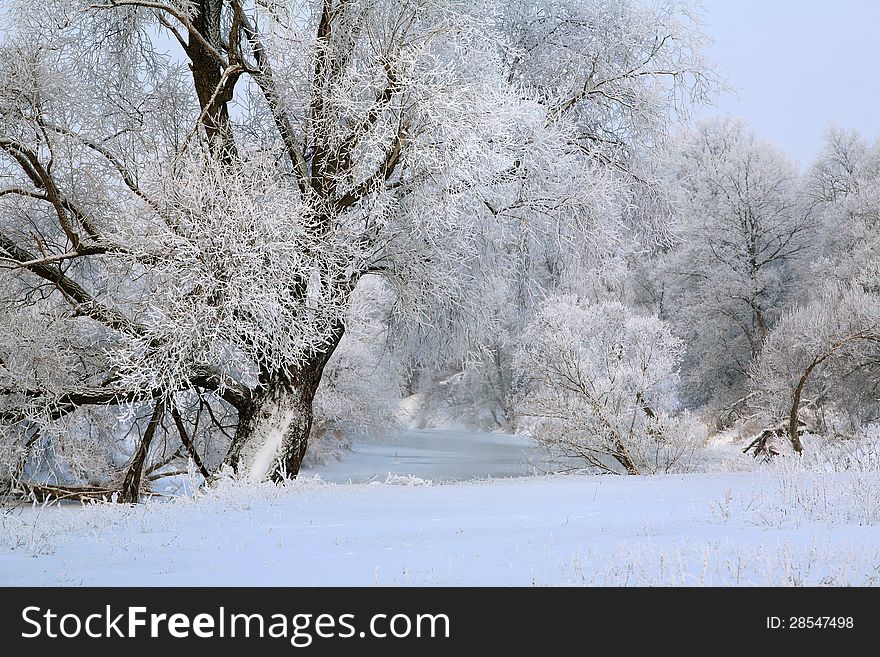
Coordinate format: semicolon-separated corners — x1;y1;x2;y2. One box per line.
224;333;344;482
788;406;804;453
119;401;165;503
224;375;320;482
612;441;641;475
186;0;239;163
788;356;826;454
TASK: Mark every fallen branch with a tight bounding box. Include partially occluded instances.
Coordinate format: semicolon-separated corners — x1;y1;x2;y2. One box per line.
14;482;120;503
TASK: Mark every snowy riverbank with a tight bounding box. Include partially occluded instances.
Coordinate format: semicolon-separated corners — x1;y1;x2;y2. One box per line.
2;430;879;586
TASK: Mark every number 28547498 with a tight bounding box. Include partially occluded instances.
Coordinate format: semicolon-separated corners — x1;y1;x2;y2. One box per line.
766;617;853;629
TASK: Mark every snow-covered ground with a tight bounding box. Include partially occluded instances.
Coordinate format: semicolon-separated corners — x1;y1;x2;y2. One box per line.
2;430;879;586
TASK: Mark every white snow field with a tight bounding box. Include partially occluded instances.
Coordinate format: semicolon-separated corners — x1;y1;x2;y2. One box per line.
2;430;879;586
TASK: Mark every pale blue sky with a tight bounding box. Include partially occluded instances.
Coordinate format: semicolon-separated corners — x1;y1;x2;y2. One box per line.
696;0;880;166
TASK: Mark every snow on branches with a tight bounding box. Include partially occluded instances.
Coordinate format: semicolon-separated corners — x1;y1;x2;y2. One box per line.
513;296;703;475
749;284;880;452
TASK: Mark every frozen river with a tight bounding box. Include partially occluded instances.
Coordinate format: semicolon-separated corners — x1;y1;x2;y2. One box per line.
304;429;540;483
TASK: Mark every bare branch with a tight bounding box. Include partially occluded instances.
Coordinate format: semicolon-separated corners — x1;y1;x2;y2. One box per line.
91;0;229;68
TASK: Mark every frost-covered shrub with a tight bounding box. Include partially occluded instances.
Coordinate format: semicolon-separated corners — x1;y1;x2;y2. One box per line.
513;296;704;474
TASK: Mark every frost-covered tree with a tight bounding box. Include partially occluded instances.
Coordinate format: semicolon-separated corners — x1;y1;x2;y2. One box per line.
804;128;880;293
499;0;713;171
401;0;716;427
746;130;880;453
654;118;815;418
0;0;624;498
749;285;880;452
512;296;702;475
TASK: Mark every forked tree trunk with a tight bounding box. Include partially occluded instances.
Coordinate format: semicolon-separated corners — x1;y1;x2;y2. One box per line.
187;0;239;163
224;333;344;482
